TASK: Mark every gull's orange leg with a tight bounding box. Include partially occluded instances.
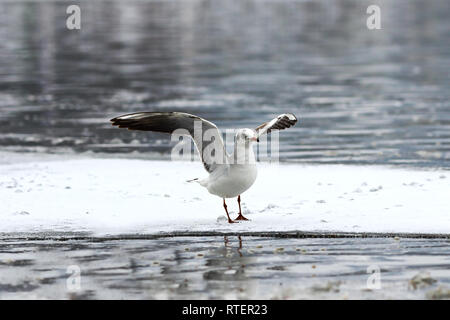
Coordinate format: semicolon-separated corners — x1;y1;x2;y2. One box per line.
234;195;250;221
237;235;243;257
223;199;235;224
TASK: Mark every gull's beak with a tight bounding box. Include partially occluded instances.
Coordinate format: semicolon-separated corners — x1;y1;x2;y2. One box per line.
251;137;259;142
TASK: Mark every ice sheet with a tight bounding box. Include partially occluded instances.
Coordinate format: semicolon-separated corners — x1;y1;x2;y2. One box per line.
1;153;449;235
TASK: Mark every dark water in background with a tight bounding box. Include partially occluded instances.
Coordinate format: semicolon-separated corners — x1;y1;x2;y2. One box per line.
0;0;449;167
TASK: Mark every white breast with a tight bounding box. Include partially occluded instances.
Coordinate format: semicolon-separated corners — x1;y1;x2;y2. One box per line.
204;164;258;198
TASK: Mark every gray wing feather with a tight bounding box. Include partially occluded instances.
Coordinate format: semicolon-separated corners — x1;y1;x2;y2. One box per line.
111;112;228;173
255;113;298;137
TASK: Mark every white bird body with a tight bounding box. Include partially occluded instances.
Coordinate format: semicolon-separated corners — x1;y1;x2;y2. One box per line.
111;111;297;223
200;163;258;198
199;131;258;198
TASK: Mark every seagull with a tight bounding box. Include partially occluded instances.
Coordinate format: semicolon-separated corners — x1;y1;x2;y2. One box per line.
110;112;298;223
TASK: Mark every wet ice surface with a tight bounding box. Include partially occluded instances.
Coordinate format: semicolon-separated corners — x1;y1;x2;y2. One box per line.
1;235;450;300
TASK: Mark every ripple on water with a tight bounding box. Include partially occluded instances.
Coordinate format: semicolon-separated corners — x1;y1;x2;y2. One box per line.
0;236;449;299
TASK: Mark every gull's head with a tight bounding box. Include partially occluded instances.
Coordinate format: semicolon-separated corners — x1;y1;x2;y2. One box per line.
235;128;259;143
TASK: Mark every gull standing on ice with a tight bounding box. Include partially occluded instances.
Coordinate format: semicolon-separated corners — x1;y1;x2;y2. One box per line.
110;112;298;223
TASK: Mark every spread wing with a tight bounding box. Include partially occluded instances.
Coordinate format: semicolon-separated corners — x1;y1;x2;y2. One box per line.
255;113;298;137
110;112;228;173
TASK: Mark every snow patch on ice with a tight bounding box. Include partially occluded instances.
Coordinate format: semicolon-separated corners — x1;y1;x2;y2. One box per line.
0;153;449;235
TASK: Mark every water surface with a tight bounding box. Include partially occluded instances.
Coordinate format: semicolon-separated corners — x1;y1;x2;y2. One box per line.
1;235;449;299
0;0;449;167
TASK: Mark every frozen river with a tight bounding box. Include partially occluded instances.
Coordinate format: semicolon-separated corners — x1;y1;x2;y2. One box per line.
1;0;449;300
